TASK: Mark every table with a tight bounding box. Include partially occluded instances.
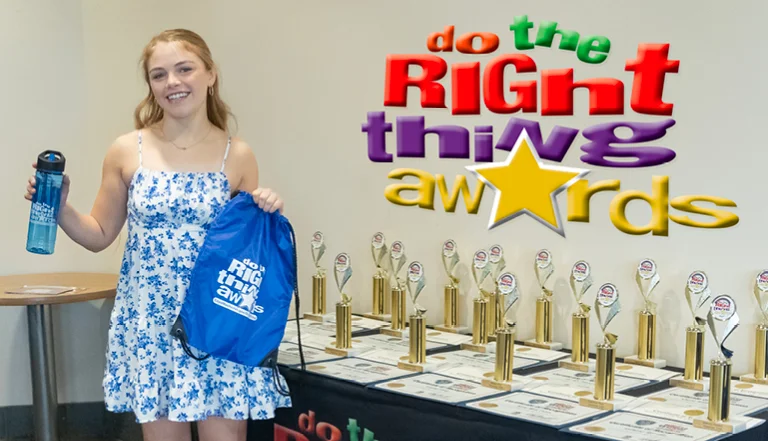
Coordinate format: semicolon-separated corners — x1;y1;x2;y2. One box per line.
0;272;118;441
258;325;768;441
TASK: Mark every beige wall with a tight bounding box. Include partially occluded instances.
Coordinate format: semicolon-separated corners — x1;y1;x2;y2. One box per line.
2;0;767;406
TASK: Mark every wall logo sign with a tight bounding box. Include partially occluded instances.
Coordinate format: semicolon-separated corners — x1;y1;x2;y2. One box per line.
362;15;738;237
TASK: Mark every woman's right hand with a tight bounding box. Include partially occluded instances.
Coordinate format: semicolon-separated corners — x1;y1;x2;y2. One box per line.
24;162;70;206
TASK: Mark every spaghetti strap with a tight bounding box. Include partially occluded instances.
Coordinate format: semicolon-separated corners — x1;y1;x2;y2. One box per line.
220;136;231;173
137;130;143;167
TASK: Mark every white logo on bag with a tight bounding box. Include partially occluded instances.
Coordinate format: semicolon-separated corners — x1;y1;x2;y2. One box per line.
213;258;266;321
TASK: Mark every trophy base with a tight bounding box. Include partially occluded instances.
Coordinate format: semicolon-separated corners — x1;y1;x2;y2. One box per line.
434;324;470;334
692;416;750;434
302;312;334;323
324;344;363;358
739;374;768;385
578;393;633;411
460;341;496;354
622;355;667;369
362;313;391;322
481;376;527;392
380;327;408;339
523;339;563;351
669;375;710;391
397;359;442;373
558;359;596;372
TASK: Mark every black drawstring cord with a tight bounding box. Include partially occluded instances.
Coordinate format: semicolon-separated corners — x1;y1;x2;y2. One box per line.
271;216;305;397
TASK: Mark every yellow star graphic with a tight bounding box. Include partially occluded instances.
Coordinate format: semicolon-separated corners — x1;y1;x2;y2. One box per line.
465;131;590;236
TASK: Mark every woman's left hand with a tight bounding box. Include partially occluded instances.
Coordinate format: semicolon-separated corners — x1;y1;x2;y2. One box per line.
251;187;284;213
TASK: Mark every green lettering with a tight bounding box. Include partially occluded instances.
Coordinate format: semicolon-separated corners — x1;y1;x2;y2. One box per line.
577;35;611;64
509;15;534;49
534;21;579;51
347;419;361;441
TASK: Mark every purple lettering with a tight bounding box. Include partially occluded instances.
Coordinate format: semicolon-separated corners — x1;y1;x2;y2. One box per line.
494;117;579;162
579;119;677;167
396;116;470;159
362;111;393;162
474;125;493;162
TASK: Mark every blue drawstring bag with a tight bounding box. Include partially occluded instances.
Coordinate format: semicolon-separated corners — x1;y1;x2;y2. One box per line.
172;191;305;395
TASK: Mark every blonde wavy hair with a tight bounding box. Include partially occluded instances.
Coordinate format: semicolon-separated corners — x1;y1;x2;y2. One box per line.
133;29;236;133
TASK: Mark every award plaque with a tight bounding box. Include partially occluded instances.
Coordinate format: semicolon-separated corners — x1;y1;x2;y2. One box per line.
693;295;749;433
381;241;408;338
624;259;666;368
524;249;563;350
670;270;711;391
435;239;469;334
486;244;507;341
461;249;495;353
482;272;526;392
325;253;361;357
740;270;768;385
363;232;391;321
580;283;632;411
559;261;595;372
304;231;333;322
398;261;440;372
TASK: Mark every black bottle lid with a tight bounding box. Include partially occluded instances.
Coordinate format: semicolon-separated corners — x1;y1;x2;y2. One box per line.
37;150;66;172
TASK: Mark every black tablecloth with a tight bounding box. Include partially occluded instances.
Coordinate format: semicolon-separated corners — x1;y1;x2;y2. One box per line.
248;354;768;441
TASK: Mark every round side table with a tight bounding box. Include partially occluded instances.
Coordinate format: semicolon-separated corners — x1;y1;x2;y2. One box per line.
0;272;118;441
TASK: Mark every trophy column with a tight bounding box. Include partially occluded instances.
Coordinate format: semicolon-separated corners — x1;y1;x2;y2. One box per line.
325;253;365;357
381;241;408;338
670;271;711;391
580;283;632;411
525;250;563;350
435;240;469;334
624;259;667;368
304;231;334;322
397;262;445;372
693;295;750;433
740;270;768;385
482;272;525;392
485;245;506;342
363;232;391;321
461;250;496;353
559;261;595;372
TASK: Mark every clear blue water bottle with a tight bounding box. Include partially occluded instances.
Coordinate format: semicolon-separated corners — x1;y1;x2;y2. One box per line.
26;150;66;254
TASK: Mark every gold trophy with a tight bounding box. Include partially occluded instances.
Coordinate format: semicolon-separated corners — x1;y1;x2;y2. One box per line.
381;241;408;338
363;232;391;321
486;244;507;341
740;270;768;385
559;260;595;372
304;231;332;322
525;249;563;350
461;249;495;353
693;295;749;433
482;272;526;392
398;261;441;372
435;239;469;334
580;283;629;411
670;270;711;391
624;258;666;368
325;253;361;357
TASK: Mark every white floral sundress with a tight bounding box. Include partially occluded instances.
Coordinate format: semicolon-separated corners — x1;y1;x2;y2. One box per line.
102;131;292;423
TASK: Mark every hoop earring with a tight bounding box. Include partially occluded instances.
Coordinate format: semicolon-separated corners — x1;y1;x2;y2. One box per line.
208;86;214;96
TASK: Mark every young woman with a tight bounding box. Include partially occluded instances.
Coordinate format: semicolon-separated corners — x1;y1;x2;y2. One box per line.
24;29;291;441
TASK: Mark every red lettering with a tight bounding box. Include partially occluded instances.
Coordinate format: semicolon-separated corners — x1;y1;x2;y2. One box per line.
482;54;537;114
426;25;454;52
275;424;310;441
316;422;343;441
625;43;680;116
452;62;480;114
384;54;447;109
456;32;499;54
298;411;315;434
541;68;624;116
